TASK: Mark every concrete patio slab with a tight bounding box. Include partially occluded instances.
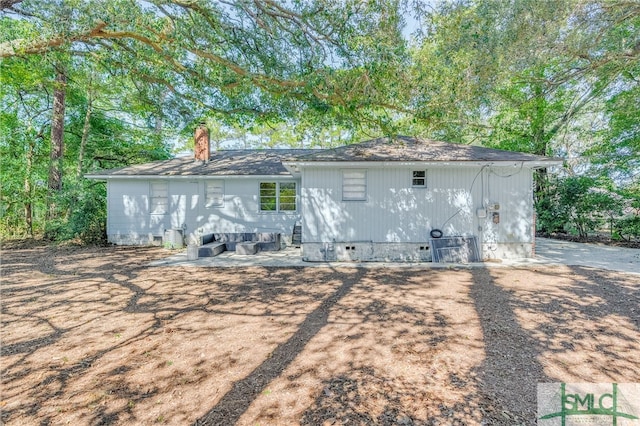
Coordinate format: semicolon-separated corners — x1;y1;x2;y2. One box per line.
150;238;639;274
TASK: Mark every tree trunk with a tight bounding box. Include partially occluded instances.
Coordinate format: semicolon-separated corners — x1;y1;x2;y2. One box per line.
24;139;34;237
154;114;163;137
77;97;92;178
47;67;67;227
531;77;549;204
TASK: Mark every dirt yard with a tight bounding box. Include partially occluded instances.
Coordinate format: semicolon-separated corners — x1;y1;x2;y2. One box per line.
1;243;639;425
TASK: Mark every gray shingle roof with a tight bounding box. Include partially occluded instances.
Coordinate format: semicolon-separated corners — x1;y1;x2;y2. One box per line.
86;149;318;177
86;136;560;178
294;136;559;163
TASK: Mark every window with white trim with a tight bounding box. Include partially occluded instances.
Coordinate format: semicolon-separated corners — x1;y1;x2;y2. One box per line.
342;170;367;201
205;180;224;207
412;170;427;188
278;182;296;211
259;182;297;212
150;182;168;214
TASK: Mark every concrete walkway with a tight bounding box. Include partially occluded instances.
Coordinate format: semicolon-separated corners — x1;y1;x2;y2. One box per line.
150;238;639;274
528;237;640;274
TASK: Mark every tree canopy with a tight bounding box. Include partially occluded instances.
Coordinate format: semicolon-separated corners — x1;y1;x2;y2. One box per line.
1;0;638;242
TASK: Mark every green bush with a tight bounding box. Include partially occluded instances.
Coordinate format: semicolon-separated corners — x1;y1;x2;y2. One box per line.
614;215;640;241
536;176;624;238
44;181;107;245
69;183;107;245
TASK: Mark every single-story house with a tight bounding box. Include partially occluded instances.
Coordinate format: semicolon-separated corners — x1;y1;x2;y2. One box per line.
86;126;561;261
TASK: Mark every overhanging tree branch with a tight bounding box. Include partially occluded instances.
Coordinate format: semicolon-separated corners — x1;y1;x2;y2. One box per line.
0;21;109;58
0;0;22;11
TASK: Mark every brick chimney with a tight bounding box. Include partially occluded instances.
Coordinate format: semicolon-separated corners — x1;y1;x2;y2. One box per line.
194;122;210;162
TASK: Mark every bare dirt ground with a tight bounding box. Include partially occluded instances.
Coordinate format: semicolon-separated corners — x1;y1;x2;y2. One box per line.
1;243;639;425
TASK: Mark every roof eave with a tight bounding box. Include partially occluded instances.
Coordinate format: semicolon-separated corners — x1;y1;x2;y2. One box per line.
527;160;564;169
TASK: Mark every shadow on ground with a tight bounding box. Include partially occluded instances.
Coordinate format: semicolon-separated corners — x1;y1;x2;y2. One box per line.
1;245;638;425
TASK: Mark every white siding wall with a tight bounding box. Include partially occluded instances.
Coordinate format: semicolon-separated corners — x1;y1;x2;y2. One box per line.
481;167;535;258
105;165;535;260
107;178;301;245
301;165;534;259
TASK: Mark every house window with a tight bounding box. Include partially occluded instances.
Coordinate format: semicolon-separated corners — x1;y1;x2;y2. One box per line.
150;182;168;214
205;180;224;207
278;182;297;211
343;170;367;201
260;182;277;211
260;182;297;212
412;170;426;188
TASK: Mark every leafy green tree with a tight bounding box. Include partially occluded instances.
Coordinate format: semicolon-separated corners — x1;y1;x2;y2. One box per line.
2;0;639;244
537;176;624;238
0;54;54;237
0;31;171;240
1;0;410;130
